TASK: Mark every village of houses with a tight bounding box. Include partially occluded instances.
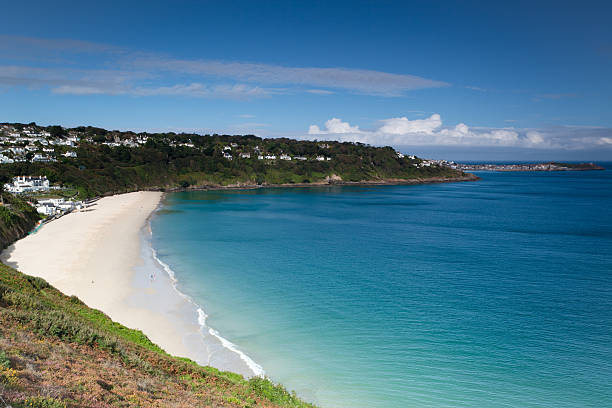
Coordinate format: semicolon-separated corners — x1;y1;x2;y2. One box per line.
0;123;446;220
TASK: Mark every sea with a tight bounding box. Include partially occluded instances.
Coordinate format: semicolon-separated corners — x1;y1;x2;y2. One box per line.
148;165;612;408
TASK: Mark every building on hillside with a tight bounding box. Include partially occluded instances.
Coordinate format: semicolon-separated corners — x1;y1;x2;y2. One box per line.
32;154;55;163
36;204;57;216
4;176;50;193
36;198;83;216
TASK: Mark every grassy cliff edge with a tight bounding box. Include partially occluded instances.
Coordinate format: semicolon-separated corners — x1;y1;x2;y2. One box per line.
0;262;315;408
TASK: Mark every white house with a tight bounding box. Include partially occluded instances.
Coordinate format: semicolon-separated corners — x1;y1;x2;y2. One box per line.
239;153;251;159
280;154;292;161
4;176;50;193
63;151;77;158
38;198;65;207
36;198;83;216
36;204;56;216
223;152;233;160
264;154;277;160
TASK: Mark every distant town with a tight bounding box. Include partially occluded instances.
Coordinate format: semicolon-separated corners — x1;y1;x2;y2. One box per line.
451;162;604;172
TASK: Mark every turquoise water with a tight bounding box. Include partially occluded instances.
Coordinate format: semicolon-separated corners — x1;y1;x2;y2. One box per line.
151;167;612;408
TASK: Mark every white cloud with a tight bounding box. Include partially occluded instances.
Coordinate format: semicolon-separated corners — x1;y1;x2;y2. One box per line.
127;57;448;96
131;83;270;98
379;114;442;135
525;131;545;146
598;137;612;145
52;85;107;95
307;114;612;149
0;64;273;99
309;118;361;135
306;89;335;95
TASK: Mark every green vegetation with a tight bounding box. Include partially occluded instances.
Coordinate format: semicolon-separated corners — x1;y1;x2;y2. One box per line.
0;123;476;407
0;193;41;249
0;124;469;199
0;262;316;407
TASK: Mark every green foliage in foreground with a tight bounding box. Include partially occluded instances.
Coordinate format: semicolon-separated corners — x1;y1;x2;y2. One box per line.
0;262;316;407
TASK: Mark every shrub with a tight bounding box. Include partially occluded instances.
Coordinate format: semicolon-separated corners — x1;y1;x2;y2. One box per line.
0;350;10;369
8;309;119;353
26;275;50;291
249;377;313;407
21;396;67;408
2;290;45;310
69;295;84;305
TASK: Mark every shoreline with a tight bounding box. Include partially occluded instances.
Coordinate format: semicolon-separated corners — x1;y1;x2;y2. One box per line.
0;191;257;378
163;173;480;193
0;176;478;385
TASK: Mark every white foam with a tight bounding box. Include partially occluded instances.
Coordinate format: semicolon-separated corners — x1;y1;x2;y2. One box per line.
148;219;265;378
197;308;265;377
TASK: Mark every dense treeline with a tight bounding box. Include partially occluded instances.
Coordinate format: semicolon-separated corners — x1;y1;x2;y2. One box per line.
0;126;466;198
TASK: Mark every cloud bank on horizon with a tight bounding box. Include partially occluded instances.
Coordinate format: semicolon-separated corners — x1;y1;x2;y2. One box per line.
308;115;612;150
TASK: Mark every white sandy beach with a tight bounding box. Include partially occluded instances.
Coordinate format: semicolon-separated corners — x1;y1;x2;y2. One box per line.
1;191;255;376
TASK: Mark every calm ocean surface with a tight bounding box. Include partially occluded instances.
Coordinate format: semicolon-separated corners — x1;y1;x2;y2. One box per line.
150;167;612;408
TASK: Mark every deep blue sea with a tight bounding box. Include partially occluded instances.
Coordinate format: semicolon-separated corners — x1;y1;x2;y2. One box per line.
150;166;612;408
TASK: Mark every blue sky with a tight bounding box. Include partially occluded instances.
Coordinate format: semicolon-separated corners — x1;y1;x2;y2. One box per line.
1;0;611;160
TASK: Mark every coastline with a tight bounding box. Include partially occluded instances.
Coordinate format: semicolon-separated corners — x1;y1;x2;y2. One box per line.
163;173;480;193
0;191;258;378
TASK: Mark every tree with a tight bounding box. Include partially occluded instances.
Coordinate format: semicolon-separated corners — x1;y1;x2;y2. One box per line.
48;125;66;138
